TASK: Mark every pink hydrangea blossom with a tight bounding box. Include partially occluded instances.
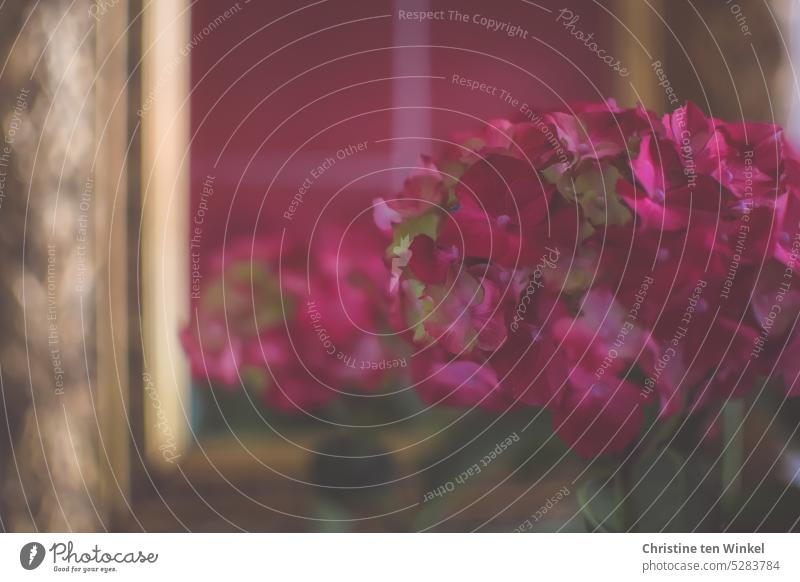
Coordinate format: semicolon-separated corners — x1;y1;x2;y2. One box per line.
181;222;403;412
378;101;800;457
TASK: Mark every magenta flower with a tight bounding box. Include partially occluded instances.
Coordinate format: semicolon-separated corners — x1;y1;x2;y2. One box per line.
437;153;576;268
417;360;510;411
551;368;644;457
181;221;402;412
370;100;800;459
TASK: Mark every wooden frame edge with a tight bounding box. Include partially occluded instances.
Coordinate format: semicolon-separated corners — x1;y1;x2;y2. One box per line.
140;0;192;470
613;0;664;111
95;0;133;522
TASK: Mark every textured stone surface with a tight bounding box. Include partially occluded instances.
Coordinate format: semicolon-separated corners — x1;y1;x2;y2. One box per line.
0;0;99;532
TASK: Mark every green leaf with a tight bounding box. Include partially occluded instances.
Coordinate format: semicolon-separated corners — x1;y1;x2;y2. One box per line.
573;165;631;227
577;475;624;532
578;450;698;532
310;498;354;532
391;212;440;252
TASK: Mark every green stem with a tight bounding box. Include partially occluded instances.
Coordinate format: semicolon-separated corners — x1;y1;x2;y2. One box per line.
614;460;635;532
639;412;683;461
721;399;745;522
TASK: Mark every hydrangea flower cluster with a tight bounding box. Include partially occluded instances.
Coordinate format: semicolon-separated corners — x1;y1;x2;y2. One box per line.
181;223;399;412
375;101;800;457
